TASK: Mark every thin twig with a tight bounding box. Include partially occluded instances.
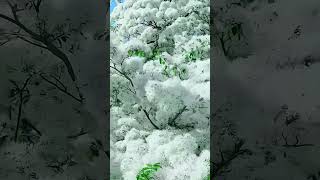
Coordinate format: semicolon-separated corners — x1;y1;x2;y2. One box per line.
168;106;187;126
39;73;82;103
213;139;251;177
67;129;88;139
22;118;42;136
0;39;11;46
110;65;136;93
14;76;33;142
50;75;67;90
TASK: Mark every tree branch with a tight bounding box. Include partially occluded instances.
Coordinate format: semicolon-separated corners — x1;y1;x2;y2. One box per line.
110;65;136;94
142;109;160;129
32;0;43;14
39;73;82;103
168;106;187;126
49;74;67;90
17;35;47;49
212;139;251;177
0;2;77;82
67;128;88;139
0;39;11;46
21;118;42;136
14;75;33;142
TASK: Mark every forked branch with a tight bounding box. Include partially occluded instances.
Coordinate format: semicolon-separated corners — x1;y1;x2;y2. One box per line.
212;139;252;177
0;1;77;82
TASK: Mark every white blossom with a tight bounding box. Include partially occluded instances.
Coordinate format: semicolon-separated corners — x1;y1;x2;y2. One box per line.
110;0;210;179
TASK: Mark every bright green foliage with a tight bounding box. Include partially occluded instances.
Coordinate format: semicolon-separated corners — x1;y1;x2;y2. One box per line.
127;48;190;79
162;64;188;80
149;49;189;79
165;64;179;77
128;49;162;61
184;38;209;62
128;49;146;57
149;49;161;60
159;56;166;65
185;48;206;62
136;163;162;180
162;64;169;76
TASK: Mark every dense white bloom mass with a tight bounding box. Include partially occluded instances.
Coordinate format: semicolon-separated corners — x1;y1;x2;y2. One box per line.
110;0;210;179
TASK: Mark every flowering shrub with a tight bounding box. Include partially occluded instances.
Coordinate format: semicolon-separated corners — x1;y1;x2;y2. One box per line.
110;0;210;179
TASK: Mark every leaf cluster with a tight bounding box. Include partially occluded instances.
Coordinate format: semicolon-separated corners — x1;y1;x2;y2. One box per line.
136;163;162;180
128;49;146;57
127;49;188;79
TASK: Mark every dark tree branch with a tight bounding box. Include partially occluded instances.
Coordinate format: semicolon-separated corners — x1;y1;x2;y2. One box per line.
31;0;43;14
0;39;11;46
110;65;136;94
14;75;33;142
168;106;187;126
39;73;82;103
17;35;47;49
67;128;88;139
49;74;67;90
141;20;162;30
0;1;77;82
212;139;251;177
22;118;42;136
142;109;160;130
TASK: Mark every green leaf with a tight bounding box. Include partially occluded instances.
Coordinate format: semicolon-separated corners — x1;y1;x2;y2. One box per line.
139;51;145;57
162;65;170;77
159;57;166;65
136;163;162;180
172;65;178;76
128;50;146;57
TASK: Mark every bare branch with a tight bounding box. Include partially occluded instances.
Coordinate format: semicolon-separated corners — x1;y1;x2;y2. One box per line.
22;118;42;136
0;39;11;46
14;75;33;142
213;139;251;177
39;73;82;103
32;0;43;14
49;74;67;90
168;106;187;126
0;3;77;82
17;35;47;49
142;109;160;130
110;65;136;94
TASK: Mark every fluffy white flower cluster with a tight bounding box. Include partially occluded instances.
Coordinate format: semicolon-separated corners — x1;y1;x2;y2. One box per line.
111;128;210;180
110;0;210;179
